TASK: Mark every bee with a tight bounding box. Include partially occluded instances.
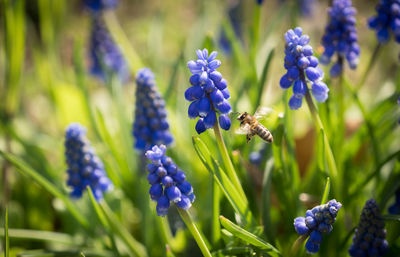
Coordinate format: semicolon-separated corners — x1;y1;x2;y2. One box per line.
236;107;273;143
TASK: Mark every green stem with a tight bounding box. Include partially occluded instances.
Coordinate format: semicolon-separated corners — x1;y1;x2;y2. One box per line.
211;179;221;245
177;208;212;257
355;43;381;91
343;79;380;166
291;234;308;256
213;123;247;201
304;91;338;179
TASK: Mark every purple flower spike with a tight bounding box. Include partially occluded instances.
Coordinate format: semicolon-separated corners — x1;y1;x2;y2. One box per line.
145;145;195;216
186;49;232;134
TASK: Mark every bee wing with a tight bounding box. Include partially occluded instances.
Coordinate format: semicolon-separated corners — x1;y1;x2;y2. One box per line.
236;123;251;135
253;106;274;121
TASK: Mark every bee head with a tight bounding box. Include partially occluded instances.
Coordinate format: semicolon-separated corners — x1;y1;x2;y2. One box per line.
237;112;247;121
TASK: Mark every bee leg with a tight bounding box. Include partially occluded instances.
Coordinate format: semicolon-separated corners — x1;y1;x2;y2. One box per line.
246;133;254;144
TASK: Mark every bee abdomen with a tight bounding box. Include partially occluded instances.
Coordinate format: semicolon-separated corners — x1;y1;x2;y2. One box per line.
256;126;273;143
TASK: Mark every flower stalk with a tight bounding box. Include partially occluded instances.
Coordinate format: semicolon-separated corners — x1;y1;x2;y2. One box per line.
213;122;247;201
177;208;212;257
304;89;338;178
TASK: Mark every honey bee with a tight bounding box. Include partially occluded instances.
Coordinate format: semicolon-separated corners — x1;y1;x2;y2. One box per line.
236;107;273;143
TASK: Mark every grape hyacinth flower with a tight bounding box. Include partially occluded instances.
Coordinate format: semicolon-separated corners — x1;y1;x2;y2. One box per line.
280;27;329;110
145;145;195;216
186;49;232;134
83;0;119;12
368;0;400;44
388;188;400;214
294;199;342;254
65;123;113;201
349;199;389;256
89;15;129;83
133;68;173;152
320;0;360;77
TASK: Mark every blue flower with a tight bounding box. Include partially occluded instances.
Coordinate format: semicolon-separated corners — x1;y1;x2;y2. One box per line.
133;68;173;151
388;188;400;214
186;49;232;134
89;15;129;83
280;27;329;110
256;0;265;5
294;199;342;254
368;0;400;44
145;145;195;216
320;0;360;77
64;123;113;201
84;0;119;12
349;199;389;257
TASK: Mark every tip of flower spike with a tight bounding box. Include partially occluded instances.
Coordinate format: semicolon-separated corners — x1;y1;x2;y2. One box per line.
65;123;87;138
136;68;155;86
145;145;167;161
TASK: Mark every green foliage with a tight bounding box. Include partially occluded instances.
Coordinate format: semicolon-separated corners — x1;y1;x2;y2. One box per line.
0;1;399;257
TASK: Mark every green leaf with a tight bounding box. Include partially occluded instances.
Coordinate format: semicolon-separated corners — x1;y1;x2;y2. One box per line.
99;201;148;257
381;215;400;222
349;150;400;198
317;129;326;173
86;187;109;229
192;136;254;226
253;49;275;114
0;228;78;245
212;246;253;257
0;151;89;228
165;245;176;257
102;11;144;75
5;207;9;257
321;177;331;205
219;216;281;257
261;157;274;243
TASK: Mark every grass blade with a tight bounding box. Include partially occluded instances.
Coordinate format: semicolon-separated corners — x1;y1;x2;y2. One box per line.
0;151;89;228
192;136;254;226
0;228;78;245
321;177;331;205
253;49;275;114
219;216;280;257
5;207;9;257
381;215;400;222
100;201;148;257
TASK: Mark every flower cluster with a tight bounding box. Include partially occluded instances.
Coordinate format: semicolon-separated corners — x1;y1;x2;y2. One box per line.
133;68;173;152
349;199;388;257
280;27;329;110
83;0;119;12
294;199;342;254
89;16;129;83
320;0;360;77
186;49;232;134
145;145;195;216
368;0;400;44
65;123;113;201
388;188;400;214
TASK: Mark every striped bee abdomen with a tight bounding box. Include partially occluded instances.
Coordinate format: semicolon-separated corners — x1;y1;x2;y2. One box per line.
255;125;273;143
